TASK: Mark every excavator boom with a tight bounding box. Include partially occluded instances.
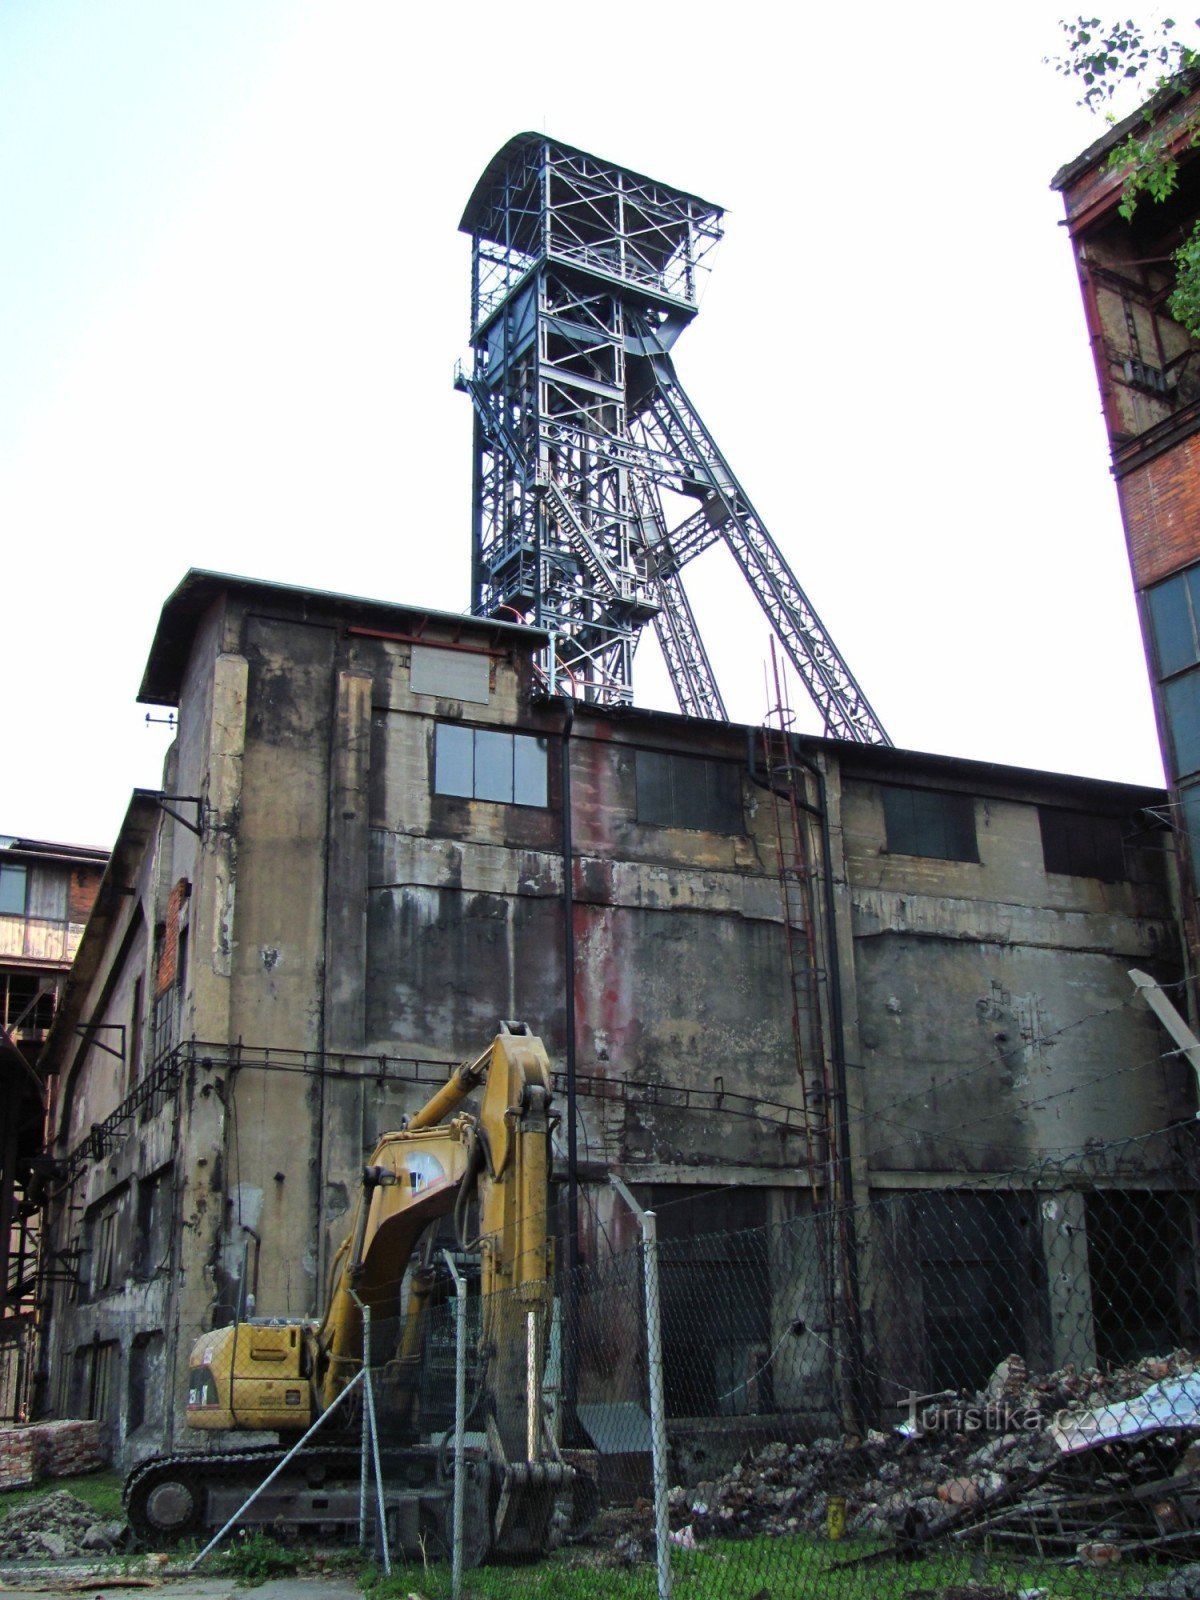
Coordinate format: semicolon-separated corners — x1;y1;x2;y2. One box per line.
129;1023;579;1560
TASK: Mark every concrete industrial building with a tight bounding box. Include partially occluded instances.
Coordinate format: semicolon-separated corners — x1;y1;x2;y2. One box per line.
1;835;107;1422
35;569;1196;1471
1054;77;1200;973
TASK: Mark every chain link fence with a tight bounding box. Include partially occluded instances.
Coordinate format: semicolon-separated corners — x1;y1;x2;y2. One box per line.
15;1122;1200;1600
351;1124;1200;1597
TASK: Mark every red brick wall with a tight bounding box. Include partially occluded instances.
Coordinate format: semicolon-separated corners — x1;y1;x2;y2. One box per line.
0;1420;103;1489
155;878;190;996
67;865;104;925
1118;434;1200;589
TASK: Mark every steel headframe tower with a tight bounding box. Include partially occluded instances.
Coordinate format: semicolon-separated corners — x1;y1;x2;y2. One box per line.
457;134;890;743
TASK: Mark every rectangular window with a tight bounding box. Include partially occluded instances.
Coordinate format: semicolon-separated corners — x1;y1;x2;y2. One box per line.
651;1187;770;1417
1181;783;1200;864
1147;566;1200;678
135;1167;173;1279
1165;674;1200;779
635;750;742;833
0;863;27;916
127;1332;165;1433
1039;808;1127;882
129;976;144;1091
908;1191;1044;1393
433;724;548;807
82;1195;123;1301
1145;567;1200;784
1086;1192;1199;1365
880;785;978;862
26;868;67;922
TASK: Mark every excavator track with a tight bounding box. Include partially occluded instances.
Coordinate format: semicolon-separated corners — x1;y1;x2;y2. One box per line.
124;1442;490;1560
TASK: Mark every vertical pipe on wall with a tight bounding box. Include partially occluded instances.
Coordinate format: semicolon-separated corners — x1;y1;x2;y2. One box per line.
558;695;580;1435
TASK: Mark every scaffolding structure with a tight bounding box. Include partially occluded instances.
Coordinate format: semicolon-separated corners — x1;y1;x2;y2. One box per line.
457;134;890;743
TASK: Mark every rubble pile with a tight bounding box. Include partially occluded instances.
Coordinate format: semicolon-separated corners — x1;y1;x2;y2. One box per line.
675;1425;1055;1544
0;1489;125;1561
664;1350;1200;1557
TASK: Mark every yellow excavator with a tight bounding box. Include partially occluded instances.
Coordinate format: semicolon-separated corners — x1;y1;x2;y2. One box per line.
125;1023;580;1560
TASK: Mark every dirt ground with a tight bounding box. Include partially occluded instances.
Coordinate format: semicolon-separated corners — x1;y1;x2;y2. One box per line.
0;1577;364;1599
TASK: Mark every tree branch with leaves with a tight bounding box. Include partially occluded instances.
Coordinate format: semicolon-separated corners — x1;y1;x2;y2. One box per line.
1051;16;1200;333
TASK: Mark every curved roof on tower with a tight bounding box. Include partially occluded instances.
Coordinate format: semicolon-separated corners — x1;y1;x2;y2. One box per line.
459;132;722;235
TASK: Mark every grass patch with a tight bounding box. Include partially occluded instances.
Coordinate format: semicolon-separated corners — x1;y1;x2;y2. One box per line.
361;1531;1174;1600
211;1530;303;1586
0;1469;124;1521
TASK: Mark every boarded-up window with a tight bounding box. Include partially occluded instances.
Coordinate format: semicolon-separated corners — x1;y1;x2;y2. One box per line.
881;785;978;862
635;751;742;833
1039;808;1127;882
26;868;67;922
411;645;491;705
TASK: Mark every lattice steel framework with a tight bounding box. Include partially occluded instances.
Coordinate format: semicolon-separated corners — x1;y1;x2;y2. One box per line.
457;135;890;742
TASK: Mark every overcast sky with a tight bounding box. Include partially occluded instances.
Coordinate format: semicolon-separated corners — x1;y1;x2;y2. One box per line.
1;2;1177;849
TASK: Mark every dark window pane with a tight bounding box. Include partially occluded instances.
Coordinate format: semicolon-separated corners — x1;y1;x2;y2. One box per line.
881;785;977;862
1039;808;1126;882
1148;575;1198;678
1182;784;1200;862
635;750;674;827
0;864;27;916
674;767;710;830
434;724;474;797
881;786;916;850
705;762;743;832
1039;807;1073;875
1165;671;1200;779
513;735;548;807
473;729;514;803
635;751;741;832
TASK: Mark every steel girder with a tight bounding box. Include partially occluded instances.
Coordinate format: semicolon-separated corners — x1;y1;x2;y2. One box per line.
459;136;888;740
628;339;891;745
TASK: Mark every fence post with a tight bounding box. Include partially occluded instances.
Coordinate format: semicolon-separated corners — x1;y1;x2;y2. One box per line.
352;1293;392;1577
444;1249;467;1600
610;1174;672;1600
359;1309;369;1549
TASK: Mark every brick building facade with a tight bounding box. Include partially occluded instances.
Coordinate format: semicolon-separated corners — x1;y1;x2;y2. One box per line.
1054;78;1200;971
1;835;107;1421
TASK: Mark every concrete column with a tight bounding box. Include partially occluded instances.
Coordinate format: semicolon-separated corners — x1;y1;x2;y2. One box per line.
323;673;373;1053
1040;1189;1096;1371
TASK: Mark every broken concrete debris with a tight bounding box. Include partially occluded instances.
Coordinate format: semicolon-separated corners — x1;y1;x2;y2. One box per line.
629;1350;1200;1560
0;1489;125;1560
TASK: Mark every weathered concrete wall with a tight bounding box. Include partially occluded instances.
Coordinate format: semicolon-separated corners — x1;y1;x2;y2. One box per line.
838;777;1186;1176
41;574;1193;1470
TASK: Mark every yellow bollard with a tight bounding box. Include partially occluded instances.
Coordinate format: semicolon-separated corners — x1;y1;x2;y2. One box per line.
827;1495;847;1540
